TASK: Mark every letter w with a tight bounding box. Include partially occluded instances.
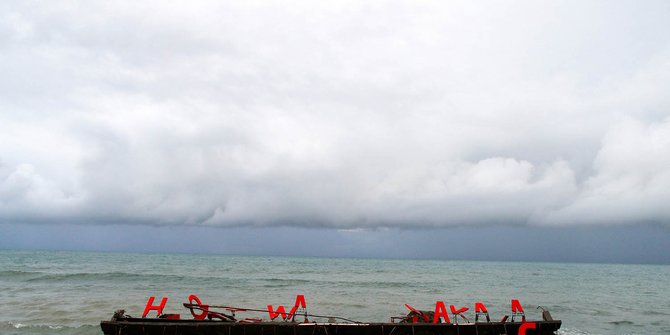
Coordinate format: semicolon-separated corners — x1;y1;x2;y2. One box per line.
267;305;288;320
268;295;307;321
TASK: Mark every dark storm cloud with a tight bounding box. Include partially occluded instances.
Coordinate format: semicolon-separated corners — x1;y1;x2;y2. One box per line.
2;222;669;264
1;1;669;228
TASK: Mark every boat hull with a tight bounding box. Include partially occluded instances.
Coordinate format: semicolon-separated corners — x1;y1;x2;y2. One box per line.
101;318;561;335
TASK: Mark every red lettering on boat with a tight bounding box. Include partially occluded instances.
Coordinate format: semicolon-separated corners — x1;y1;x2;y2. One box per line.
142;296;167;318
188;294;210;320
518;322;537;335
511;299;526;322
432;301;450;323
268;305;288;320
268;295;306;321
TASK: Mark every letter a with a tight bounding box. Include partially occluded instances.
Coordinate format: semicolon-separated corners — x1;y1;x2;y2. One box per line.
433;301;450;324
287;295;307;320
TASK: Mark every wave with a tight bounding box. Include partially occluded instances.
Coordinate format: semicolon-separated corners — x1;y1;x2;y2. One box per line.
1;321;99;335
0;270;235;284
0;270;44;279
556;328;594;335
252;277;411;288
258;278;313;288
27;271;187;282
607;320;634;325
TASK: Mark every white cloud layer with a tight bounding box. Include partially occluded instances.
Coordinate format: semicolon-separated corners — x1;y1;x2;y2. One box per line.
1;1;669;227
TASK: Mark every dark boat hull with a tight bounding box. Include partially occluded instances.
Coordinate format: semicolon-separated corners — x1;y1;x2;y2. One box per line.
101;318;561;335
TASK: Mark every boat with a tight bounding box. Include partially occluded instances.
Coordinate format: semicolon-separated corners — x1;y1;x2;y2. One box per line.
100;295;561;335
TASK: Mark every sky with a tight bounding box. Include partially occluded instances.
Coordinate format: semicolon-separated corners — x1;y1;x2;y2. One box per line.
1;1;669;263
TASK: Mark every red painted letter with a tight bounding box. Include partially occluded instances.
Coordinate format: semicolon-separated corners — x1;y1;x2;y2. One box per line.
188;295;209;320
449;305;469;324
475;302;490;322
268;295;307;321
404;304;428;323
511;300;526;322
142;296;167;318
450;305;469;315
433;301;450;324
267;305;288;320
518;322;536;335
287;294;307;320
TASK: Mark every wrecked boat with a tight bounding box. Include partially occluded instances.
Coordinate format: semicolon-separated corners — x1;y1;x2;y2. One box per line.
100;295;561;335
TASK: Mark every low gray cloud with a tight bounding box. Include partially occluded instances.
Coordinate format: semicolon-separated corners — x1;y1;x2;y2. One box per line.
1;1;669;228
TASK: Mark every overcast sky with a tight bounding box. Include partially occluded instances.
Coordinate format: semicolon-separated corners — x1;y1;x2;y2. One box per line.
1;1;669;262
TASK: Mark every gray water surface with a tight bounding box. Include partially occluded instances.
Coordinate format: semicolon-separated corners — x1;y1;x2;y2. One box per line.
1;250;668;335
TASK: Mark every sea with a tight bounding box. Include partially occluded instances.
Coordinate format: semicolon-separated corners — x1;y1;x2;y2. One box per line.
0;250;668;335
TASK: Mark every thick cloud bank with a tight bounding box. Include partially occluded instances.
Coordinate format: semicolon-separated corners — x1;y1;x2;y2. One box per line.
1;1;669;228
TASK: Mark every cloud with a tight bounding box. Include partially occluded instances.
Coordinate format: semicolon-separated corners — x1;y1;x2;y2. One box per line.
540;117;670;225
1;1;669;227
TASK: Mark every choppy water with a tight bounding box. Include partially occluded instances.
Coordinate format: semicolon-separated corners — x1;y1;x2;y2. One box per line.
0;250;668;335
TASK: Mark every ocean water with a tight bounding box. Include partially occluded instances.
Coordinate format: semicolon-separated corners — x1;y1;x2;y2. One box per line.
0;251;668;335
